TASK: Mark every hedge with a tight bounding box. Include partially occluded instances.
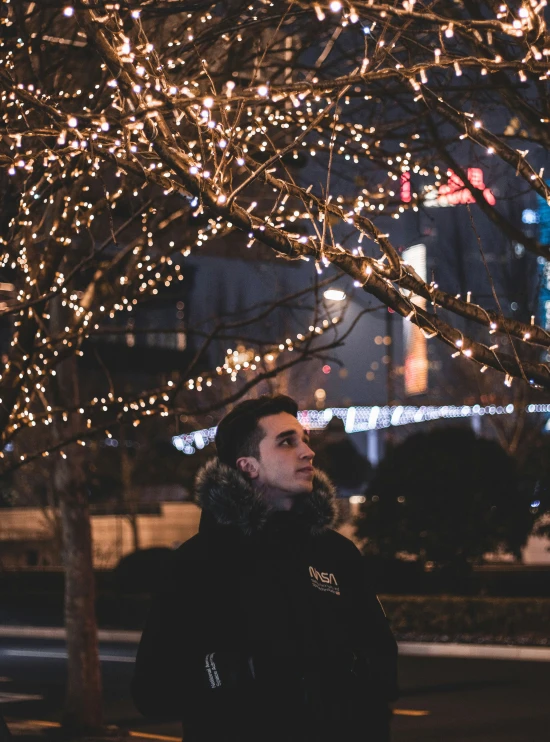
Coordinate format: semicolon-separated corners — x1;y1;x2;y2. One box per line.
1;574;549;645
380;595;550;645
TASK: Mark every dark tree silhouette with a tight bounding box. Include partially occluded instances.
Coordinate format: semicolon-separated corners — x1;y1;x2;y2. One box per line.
356;427;535;572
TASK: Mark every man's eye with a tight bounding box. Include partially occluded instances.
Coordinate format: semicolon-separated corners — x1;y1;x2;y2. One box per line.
280;439;292;446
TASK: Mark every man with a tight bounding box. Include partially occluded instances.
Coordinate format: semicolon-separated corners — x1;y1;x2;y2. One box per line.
132;395;398;742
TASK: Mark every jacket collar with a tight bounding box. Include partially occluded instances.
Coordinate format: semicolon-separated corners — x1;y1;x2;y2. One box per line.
194;458;338;537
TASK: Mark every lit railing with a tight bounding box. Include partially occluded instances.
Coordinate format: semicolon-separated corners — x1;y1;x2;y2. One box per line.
171;403;550;455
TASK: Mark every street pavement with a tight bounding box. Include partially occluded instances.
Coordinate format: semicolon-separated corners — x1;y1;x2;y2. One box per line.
1;637;549;741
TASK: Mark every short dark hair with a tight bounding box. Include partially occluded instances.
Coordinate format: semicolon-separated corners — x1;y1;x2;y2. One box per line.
215;394;298;468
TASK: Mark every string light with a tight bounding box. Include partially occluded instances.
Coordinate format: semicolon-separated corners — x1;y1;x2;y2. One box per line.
1;0;549;468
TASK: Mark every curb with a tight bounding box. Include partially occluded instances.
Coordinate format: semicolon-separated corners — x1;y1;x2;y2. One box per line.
398;641;550;662
0;626;141;643
1;626;549;662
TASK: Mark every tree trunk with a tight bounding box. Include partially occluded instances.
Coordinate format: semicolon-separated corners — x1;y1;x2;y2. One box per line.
51;303;103;731
45;481;64;565
57;440;103;732
127;511;140;553
121;429;140;552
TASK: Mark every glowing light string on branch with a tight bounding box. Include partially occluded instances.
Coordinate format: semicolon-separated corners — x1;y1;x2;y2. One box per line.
2;0;550;458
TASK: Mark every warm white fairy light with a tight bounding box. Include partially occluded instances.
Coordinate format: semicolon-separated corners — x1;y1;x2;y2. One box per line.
0;0;549;467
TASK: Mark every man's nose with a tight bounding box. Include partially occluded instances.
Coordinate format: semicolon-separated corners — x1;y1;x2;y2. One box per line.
301;443;314;460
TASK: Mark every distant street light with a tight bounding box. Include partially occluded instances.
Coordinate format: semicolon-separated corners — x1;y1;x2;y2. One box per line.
323;289;346;301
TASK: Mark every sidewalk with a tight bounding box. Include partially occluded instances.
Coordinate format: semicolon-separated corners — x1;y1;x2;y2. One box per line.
2;625;550;662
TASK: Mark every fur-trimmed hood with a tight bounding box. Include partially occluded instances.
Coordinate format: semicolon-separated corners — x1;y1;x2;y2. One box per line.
194;457;338;537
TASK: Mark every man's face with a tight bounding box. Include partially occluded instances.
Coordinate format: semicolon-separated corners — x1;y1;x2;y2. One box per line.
238;412;315;498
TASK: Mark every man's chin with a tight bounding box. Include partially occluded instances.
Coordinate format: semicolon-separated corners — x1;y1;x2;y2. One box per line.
292;481;314;494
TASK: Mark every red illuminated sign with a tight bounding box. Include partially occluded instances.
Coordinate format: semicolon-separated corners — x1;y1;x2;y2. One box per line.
437;168;495;206
400;172;411;203
402;168;496;208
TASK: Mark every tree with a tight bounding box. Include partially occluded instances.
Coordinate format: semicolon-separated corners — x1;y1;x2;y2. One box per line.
0;7;350;730
2;0;550;731
356;427;534;572
3;2;550;424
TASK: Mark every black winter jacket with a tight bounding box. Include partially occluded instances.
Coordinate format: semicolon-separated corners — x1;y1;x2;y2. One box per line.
132;459;398;742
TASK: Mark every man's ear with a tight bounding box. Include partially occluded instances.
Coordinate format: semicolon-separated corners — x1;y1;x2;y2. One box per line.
236;456;259;480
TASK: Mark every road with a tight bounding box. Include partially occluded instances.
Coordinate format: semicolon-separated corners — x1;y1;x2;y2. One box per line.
1;637;549;741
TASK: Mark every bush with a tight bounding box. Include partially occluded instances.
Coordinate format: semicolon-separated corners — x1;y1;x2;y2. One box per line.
357;428;534;571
